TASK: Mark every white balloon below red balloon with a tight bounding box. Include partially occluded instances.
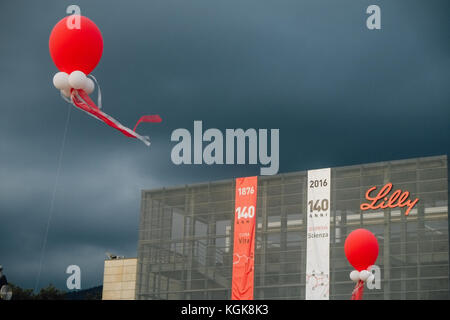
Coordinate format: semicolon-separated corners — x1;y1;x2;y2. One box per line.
53;72;70;90
359;270;371;281
350;270;360;282
83;78;95;95
53;70;95;95
349;269;373;282
68;71;87;89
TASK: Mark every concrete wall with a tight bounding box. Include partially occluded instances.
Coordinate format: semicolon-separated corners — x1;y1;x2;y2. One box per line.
102;258;137;300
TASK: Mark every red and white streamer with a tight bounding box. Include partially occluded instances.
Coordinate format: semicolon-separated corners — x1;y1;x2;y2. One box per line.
69;88;161;146
351;280;365;300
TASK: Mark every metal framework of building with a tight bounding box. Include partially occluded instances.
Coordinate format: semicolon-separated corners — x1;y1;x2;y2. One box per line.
136;155;449;299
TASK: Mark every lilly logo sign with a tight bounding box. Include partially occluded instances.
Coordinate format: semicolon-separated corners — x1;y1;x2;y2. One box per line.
360;183;419;216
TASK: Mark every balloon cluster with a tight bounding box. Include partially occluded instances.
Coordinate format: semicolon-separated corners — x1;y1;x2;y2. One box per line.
349;269;375;283
53;71;95;98
49;15;103;99
344;228;379;300
344;228;379;272
48;14;162;146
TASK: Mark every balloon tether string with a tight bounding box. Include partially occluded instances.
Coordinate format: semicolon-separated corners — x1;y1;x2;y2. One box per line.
34;104;71;293
88;74;102;109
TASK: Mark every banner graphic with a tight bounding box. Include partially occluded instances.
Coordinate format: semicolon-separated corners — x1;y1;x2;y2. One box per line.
306;168;331;300
231;176;258;300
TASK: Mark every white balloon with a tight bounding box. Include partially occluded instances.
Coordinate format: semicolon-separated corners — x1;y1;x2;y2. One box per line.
60;88;71;98
359;270;371;281
53;72;70;90
350;270;360;282
83;78;95;95
68;71;87;89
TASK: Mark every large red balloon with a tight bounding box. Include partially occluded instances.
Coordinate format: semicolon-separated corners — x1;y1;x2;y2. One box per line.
49;16;103;74
344;229;379;271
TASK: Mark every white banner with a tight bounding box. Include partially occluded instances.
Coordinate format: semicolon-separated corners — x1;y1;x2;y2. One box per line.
305;168;330;300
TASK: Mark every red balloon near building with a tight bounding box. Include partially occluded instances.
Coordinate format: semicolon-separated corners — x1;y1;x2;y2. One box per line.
344;228;379;271
48;14;162;146
49;15;103;74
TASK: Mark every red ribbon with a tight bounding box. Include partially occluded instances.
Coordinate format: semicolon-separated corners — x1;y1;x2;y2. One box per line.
133;115;162;132
351;280;365;300
70;89;161;146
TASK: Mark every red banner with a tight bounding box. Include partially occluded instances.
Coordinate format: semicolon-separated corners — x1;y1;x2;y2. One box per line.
351;280;365;300
231;176;257;300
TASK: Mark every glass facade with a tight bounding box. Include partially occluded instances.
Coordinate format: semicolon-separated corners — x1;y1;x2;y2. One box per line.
136;155;449;300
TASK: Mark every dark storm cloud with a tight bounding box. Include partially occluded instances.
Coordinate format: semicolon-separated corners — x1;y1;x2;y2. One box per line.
0;0;449;290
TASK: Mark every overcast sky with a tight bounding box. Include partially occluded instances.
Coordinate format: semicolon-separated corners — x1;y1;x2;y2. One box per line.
0;0;449;291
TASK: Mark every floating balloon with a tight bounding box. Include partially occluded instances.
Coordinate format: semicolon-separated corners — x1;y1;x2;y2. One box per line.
49;15;161;146
49;16;103;75
359;270;371;282
68;71;87;89
53;72;70;90
344;229;379;300
349;270;360;282
84;78;95;95
345;229;379;271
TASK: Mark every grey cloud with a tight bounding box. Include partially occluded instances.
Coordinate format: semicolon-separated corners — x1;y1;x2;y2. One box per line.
0;0;449;290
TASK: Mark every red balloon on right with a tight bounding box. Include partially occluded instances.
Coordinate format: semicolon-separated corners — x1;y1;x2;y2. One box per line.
344;228;379;271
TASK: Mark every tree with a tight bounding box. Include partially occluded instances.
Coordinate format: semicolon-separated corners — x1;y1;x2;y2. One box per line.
8;283;35;300
35;284;66;300
6;283;102;300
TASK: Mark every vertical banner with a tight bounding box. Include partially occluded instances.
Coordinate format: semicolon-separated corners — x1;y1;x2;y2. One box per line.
306;168;331;300
231;176;258;300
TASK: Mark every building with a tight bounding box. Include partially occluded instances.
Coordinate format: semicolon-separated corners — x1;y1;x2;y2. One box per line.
102;258;137;300
134;155;449;300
